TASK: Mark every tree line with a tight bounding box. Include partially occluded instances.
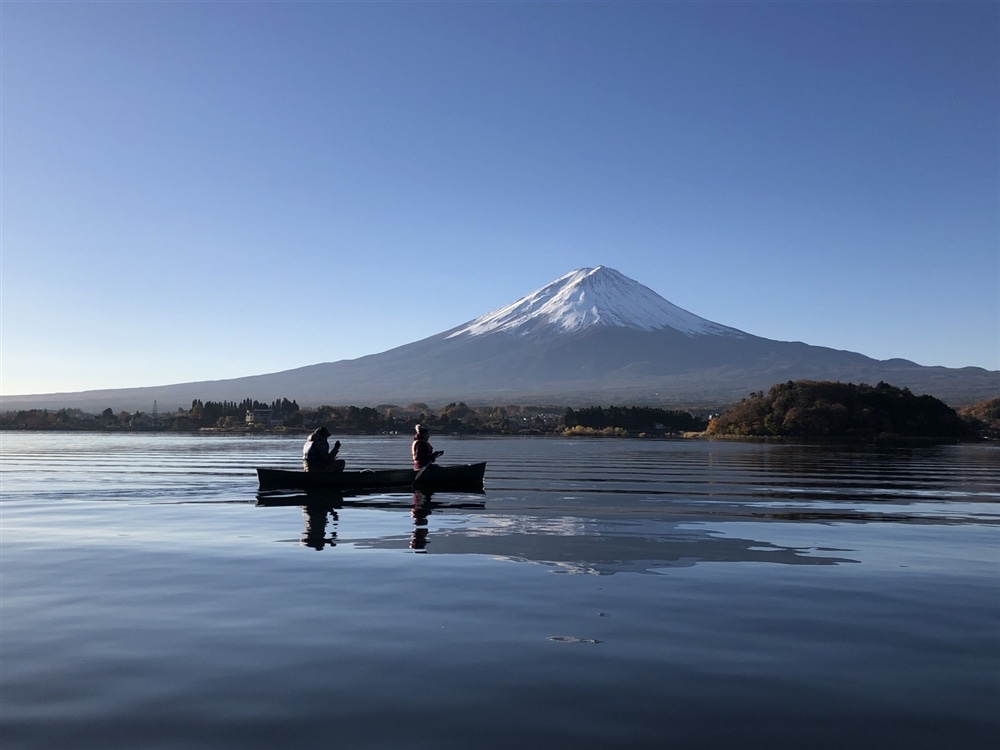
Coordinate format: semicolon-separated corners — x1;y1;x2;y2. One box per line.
564;406;707;434
0;399;706;436
2;381;996;440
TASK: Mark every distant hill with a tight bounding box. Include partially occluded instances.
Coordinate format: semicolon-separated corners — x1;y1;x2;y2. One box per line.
3;266;997;412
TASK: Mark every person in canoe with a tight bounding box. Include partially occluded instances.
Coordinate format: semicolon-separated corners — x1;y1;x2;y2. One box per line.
411;424;443;471
302;426;346;473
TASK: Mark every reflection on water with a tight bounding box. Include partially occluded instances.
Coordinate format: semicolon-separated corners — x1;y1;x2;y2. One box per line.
410;490;432;552
269;489;482;553
227;435;1000;573
300;505;338;550
2;433;997;570
290;491;864;572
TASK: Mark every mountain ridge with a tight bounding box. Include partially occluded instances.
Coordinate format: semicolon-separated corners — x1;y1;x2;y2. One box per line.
3;266;997;410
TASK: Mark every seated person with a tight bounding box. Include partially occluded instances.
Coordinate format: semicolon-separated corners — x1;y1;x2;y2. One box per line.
302;426;345;473
411;424;443;470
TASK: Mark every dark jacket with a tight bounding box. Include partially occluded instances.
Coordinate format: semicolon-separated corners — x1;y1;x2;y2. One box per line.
303;429;339;466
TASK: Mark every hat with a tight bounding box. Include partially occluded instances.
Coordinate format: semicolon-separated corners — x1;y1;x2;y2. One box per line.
315;426;331;438
415;424;428;435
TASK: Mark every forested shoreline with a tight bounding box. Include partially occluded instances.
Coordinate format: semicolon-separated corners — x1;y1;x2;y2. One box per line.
707;381;994;441
2;381;997;441
0;400;704;437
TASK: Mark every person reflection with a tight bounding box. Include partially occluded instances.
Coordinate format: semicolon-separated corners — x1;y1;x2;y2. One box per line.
301;505;339;550
410;491;434;552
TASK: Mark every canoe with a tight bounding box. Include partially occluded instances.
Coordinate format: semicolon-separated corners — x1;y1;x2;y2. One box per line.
256;491;486;509
255;462;486;492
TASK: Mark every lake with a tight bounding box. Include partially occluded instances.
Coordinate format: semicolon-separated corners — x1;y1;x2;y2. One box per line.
1;432;997;749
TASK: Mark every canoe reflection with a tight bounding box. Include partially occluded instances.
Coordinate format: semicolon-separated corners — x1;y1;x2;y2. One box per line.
256;487;486;552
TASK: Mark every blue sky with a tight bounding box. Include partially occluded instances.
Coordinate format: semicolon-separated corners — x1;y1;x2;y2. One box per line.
2;1;997;397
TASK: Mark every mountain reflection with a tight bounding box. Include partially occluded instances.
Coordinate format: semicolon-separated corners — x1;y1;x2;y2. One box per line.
357;514;860;573
259;489;859;569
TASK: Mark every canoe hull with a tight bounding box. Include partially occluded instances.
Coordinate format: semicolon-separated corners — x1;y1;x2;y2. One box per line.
256;462;486;492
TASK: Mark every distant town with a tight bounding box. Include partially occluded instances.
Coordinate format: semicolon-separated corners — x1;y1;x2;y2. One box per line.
2;381;997;441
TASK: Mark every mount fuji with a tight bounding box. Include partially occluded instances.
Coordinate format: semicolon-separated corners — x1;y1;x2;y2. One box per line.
5;266;998;410
446;266;744;338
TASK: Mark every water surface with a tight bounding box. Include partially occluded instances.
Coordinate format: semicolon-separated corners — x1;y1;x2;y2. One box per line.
2;433;997;749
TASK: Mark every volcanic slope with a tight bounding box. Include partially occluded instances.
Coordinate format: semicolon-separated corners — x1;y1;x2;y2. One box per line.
4;266;997;409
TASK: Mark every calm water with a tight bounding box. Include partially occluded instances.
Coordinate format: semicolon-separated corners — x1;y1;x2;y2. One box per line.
1;432;998;749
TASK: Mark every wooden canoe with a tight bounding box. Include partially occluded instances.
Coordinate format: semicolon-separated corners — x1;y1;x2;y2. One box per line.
255;462;486;492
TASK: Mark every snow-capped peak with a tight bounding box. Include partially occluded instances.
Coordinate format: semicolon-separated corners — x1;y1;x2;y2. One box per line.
447;266;743;338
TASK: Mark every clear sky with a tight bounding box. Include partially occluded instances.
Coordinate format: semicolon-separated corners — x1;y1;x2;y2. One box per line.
2;1;997;397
